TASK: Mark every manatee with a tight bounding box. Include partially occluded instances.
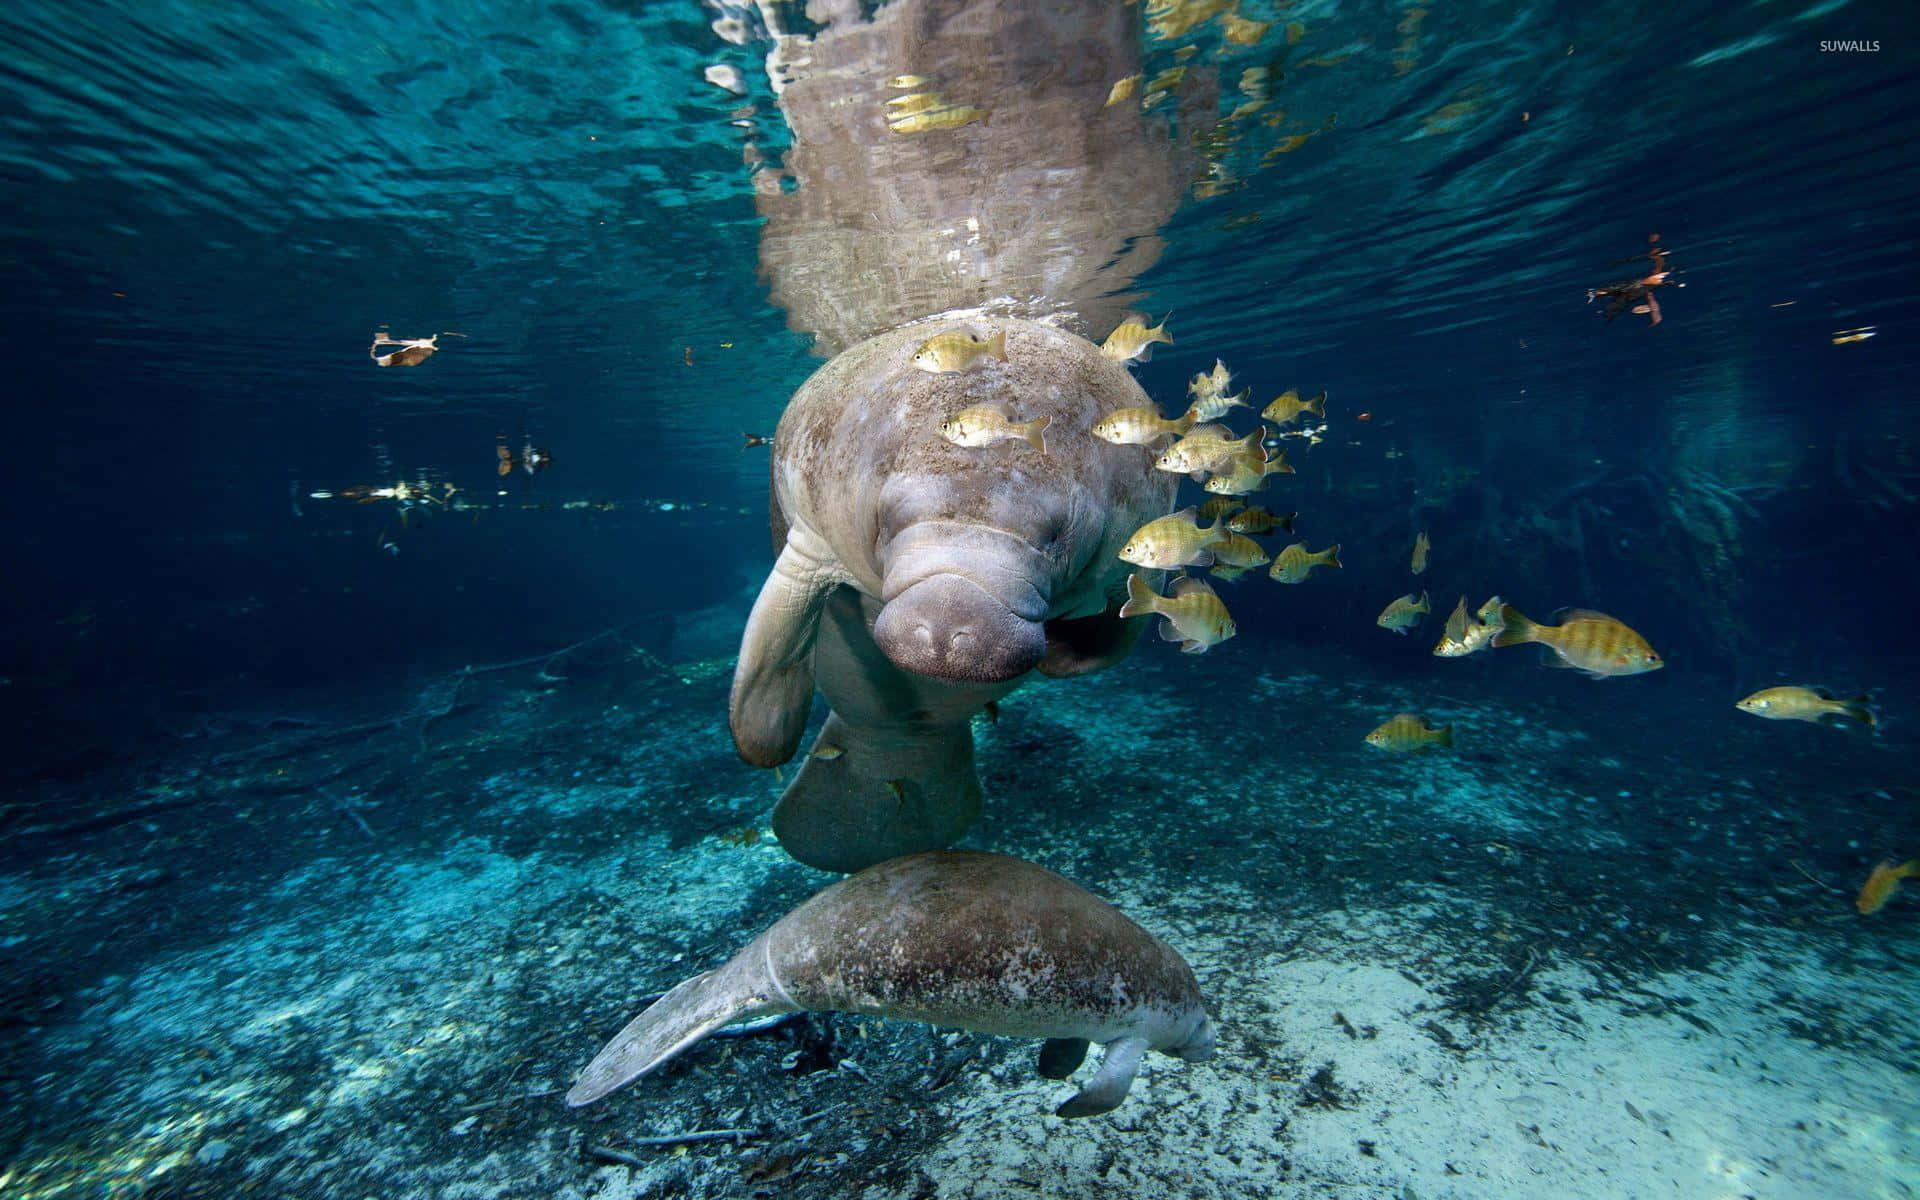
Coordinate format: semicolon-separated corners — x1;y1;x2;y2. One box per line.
731;316;1176;872
565;851;1217;1117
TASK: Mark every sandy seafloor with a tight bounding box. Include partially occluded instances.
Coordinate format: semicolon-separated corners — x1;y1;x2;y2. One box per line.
3;593;1917;1200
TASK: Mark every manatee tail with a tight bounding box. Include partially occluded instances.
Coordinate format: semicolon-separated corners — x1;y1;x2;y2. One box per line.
566;961;786;1106
1023;414;1051;455
773;712;983;873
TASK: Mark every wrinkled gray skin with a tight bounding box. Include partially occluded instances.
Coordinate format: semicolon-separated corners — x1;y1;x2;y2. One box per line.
566;851;1217;1117
730;316;1176;872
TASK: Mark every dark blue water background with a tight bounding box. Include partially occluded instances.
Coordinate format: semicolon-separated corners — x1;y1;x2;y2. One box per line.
3;0;1916;766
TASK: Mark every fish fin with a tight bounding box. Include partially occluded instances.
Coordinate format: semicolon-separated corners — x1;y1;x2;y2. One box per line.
1280;511;1297;533
1823;695;1878;728
1190;470;1207;483
1323;544;1342;569
1900;859;1920;880
1555;608;1620;624
1491;603;1538;648
1436;724;1454;749
1158;618;1186;644
1169;575;1216;599
1173;505;1198;522
988;328;1008;362
1192;548;1216;567
1137;344;1155;363
1179;639;1208;654
1306;391;1326;416
1267;448;1294;475
1038;1038;1090;1079
1056;1037;1149;1119
1417;589;1430;613
1189;422;1232;440
1024;414;1051;454
567;966;786;1106
1118;573;1158;619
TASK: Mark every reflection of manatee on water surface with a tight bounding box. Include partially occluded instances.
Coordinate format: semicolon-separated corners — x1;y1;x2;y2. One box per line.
730;0;1202;873
566;851;1217;1118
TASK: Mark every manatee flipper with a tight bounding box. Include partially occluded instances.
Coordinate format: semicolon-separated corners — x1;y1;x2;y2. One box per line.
1055;1036;1149;1119
773;588;998;873
730;528;846;767
1038;1037;1090;1079
566;962;790;1106
1038;608;1146;678
774;713;983;873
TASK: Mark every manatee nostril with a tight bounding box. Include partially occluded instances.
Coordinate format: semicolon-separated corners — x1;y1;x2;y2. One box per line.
947;630;974;654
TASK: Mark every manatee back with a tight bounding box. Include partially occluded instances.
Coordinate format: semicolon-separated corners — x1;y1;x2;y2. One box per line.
763;851;1202;1041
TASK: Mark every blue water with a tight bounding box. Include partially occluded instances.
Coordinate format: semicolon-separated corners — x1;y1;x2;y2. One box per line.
3;2;1916;1197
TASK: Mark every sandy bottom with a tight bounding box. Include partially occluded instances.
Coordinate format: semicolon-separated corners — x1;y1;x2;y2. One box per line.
2;621;1915;1199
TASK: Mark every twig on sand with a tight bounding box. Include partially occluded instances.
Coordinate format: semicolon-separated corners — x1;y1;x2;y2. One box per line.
788;1102;849;1129
320;787;377;841
593;1129;765;1161
1787;860;1840;894
588;1104;849;1164
458;1088;559;1113
1483;946;1540;1009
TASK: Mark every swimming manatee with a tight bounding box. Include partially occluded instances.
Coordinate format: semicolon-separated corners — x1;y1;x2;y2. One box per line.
565;851;1217;1117
731;316;1176;872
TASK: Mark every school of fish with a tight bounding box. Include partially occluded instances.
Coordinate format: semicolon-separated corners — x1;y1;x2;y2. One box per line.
919;319;1899;914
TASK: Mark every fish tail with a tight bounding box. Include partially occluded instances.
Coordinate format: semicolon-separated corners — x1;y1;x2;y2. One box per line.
1436;724;1454;749
1306;391;1326;416
566;962;784;1106
1172;407;1198;435
1118;572;1159;619
1267;448;1294;475
1840;695;1878;727
988;328;1008;362
1322;544;1342;569
1491;603;1538;648
1024;414;1051;454
1417;589;1430;613
1899;859;1920;881
1280;511;1297;533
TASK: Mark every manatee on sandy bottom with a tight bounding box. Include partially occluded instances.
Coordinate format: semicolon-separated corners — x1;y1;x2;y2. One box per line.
565;851;1216;1117
730;316;1176;872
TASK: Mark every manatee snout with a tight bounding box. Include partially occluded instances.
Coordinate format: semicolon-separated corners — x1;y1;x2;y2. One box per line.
873;574;1047;683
